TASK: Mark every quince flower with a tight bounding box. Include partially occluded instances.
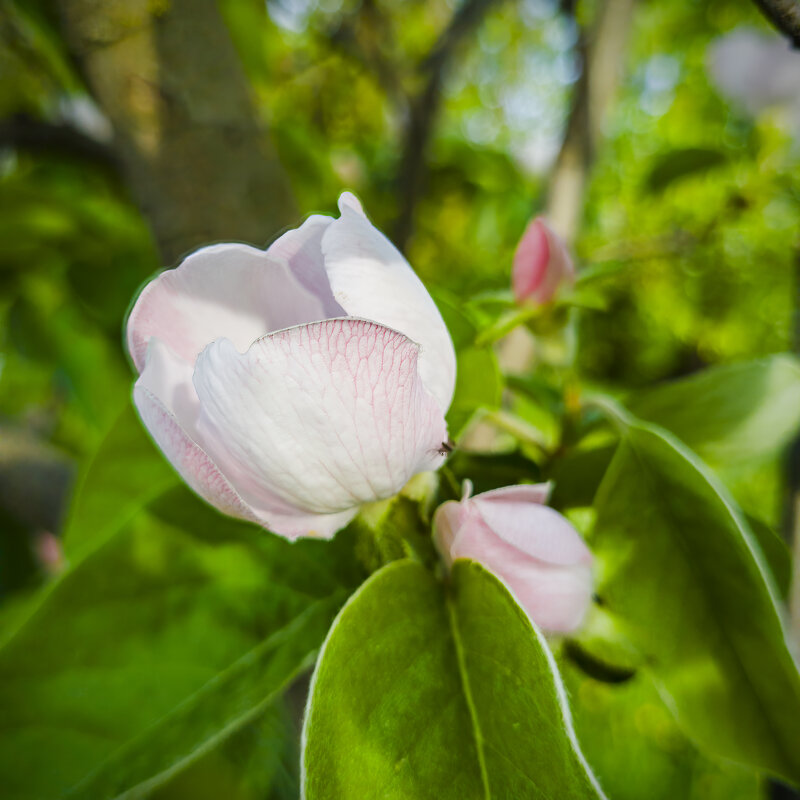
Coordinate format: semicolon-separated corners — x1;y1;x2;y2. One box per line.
127;193;456;540
434;483;594;633
512;217;575;306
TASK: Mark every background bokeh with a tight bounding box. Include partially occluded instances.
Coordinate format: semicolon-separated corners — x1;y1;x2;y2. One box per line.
1;0;799;797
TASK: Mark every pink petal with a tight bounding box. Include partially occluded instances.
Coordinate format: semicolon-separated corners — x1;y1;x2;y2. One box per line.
265;215;346;319
437;505;592;633
135;339;358;540
512;218;550;302
512;218;575;305
134;339;261;523
470;482;551;506
472;493;592;566
127;243;327;373
193;318;448;518
319;194;456;413
504;558;594;633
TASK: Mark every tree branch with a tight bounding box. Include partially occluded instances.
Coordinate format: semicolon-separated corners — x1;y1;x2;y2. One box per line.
325;0;408;109
57;0;297;264
393;0;501;251
752;0;800;48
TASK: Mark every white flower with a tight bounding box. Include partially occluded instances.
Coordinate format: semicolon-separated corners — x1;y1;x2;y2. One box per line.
127;193;456;540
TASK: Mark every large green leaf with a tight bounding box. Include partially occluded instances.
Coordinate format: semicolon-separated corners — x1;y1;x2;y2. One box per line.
561;659;765;800
0;487;362;800
148;699;301;800
63;403;178;555
644;147;729;193
628;355;800;467
591;419;800;783
434;292;502;440
302;559;606;799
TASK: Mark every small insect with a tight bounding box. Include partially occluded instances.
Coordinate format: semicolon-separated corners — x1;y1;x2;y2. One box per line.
436;439;455;457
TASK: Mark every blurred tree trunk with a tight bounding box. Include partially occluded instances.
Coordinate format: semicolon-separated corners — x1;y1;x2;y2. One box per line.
496;0;635;378
546;0;636;244
393;0;501;251
57;0;296;265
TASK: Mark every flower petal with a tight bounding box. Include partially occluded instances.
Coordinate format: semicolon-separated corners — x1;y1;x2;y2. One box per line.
472;493;592;566
319;194;456;412
512;218;550;302
127;243;326;372
134;339;261;523
265;214;345;318
135;339;357;540
193;318;448;517
436;502;592;633
512;218;574;305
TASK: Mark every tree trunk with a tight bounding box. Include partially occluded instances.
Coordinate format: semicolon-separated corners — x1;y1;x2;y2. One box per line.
57;0;296;264
546;0;636;244
496;0;636;378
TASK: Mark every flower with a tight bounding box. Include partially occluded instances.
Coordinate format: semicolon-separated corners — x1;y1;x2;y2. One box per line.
433;483;593;633
127;192;456;540
511;217;575;305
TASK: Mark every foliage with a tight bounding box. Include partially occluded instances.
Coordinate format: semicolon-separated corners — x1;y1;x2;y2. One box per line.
2;0;800;797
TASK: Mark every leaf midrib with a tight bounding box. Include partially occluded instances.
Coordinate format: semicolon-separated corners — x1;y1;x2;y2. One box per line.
445;592;491;800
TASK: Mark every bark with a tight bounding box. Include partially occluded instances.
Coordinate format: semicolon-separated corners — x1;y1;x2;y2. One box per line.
57;0;296;264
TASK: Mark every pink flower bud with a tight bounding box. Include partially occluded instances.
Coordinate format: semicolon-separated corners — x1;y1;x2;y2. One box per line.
511;218;575;305
434;484;593;633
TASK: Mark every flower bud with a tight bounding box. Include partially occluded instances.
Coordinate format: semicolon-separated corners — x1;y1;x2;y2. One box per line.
434;484;593;633
511;217;575;305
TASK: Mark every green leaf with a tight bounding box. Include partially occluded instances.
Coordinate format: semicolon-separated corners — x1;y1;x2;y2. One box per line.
65;597;339;800
644;147;729;193
547;443;616;510
302;559;606;799
0;487;362;800
147;699;301;800
561;660;766;800
628;355;800;467
434;292;502;440
745;514;792;599
592;420;800;783
62;403;178;555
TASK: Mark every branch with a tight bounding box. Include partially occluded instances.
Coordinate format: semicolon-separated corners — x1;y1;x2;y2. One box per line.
393;0;501;250
752;0;800;48
325;0;407;108
0;113;120;172
57;0;297;264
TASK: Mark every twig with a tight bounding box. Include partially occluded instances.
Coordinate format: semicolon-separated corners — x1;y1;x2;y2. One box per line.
393;0;501;251
752;0;800;48
0;112;120;172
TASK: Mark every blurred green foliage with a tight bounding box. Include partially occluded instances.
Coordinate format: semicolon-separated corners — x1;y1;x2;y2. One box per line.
1;0;799;796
